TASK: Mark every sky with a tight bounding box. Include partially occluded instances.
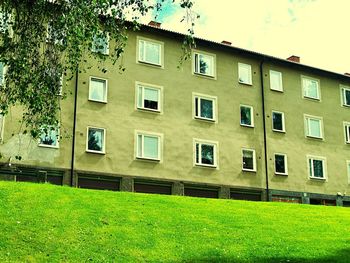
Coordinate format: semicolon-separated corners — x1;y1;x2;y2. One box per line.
140;0;350;75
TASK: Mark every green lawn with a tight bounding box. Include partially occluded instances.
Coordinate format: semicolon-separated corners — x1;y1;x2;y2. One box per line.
0;181;349;262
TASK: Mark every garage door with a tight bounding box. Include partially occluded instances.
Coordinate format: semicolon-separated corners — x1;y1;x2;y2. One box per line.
184;187;218;199
134;181;172;195
272;195;301;204
231;190;262;201
78;175;120;191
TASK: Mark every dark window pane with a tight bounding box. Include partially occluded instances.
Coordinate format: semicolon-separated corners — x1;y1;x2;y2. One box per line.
201;144;214;165
240;107;251;126
345;89;350;105
195;143;199;164
313;160;323;178
88;129;103;151
275;155;285;173
273;112;283;131
200;99;213;119
144;100;158;110
243;150;254;170
195;98;198;117
345;126;350;142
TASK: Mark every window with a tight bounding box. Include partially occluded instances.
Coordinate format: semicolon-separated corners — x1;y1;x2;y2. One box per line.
242;148;256;172
138;38;162;66
302;77;320;100
0;62;4;86
341;86;350;107
240;105;254;127
0;115;4;142
86;127;106;154
193;52;215;77
305;115;323;139
194;139;218;168
308;156;326;180
275;154;288;175
272;111;285;132
39;125;59;148
269;70;283;91
136;132;161;161
193;94;217;121
136;83;162;112
238;63;252;85
92;33;109;55
89;77;107;103
344;122;350;144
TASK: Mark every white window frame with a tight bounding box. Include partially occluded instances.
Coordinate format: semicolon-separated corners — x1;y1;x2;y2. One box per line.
0;115;5;143
344;122;350;144
193;138;218;168
269;70;283;92
347;160;350;184
272;111;285;133
38;125;60;149
0;62;5;86
302;76;320;101
242;148;256;172
86;126;106;154
88;77;108;103
135;130;162;161
137;37;163;67
135;82;163;113
92;32;110;55
340;85;350;107
304;115;323;139
240;104;254;128
193;93;217;122
192;50;216;78
307;155;327;180
274;153;288;176
238;63;252;85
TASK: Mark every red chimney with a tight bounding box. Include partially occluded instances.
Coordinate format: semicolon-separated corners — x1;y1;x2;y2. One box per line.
221;40;232;46
148;21;161;28
287;55;300;63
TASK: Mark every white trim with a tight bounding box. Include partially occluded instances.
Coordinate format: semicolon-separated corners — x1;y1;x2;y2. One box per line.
136;36;164;68
274;153;288;175
193;138;218;168
343;121;350;144
192;92;217;122
307;155;327;180
192;50;216;79
272;110;285;133
88;76;108;103
347;160;350;184
240;104;254;128
135;81;163;113
238;63;252;85
38;125;60;149
269;70;283;92
301;75;321;101
242;148;256;172
135;130;163;162
86;126;106;154
0;115;4;143
340;85;350;107
304;114;324;140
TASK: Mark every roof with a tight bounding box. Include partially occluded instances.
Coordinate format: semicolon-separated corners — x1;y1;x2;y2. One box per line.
139;23;350;82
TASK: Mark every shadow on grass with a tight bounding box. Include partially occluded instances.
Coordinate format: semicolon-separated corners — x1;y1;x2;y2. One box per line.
181;248;350;263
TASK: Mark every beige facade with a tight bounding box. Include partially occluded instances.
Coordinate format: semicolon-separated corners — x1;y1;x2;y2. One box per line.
1;24;350;205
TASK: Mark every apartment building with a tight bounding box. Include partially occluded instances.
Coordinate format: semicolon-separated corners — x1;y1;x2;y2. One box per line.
1;22;350;206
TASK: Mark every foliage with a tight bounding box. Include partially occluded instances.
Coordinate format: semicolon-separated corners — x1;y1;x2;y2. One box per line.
0;0;196;139
1;181;350;262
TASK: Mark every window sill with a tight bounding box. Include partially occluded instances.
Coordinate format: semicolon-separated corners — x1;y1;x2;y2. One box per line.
240;124;254;128
86;150;105;155
137;107;161;114
342;104;350;108
88;99;107;104
238;81;252;86
306;135;324;140
38;144;59;149
138;60;163;68
275;172;288;176
195;163;217;169
194;72;216;79
272;129;285;133
194;116;216;123
136;157;160;162
242;168;256;173
309;176;326;181
270;88;284;93
303;96;320;102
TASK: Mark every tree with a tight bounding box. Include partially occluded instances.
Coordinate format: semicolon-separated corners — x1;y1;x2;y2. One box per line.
0;0;196;139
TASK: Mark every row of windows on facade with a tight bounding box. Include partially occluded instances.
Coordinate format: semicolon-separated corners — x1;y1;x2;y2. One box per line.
36;124;350;182
87;77;350;144
90;35;350;107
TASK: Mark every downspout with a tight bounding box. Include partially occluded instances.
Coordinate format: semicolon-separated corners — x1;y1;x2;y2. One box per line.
70;68;79;186
260;58;269;201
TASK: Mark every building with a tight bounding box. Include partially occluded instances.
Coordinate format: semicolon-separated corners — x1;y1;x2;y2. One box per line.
1;22;350;206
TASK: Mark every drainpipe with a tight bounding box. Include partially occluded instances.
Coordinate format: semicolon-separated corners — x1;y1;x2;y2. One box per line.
260;58;269;201
70;68;79;186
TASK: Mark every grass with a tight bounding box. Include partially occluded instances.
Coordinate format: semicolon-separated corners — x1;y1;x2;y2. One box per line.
0;181;350;262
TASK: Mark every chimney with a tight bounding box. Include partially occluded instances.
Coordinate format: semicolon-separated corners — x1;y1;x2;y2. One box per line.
287;55;300;63
221;40;232;46
148;21;161;28
344;73;350;76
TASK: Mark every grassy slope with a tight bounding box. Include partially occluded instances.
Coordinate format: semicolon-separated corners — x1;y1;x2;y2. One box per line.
0;182;349;262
